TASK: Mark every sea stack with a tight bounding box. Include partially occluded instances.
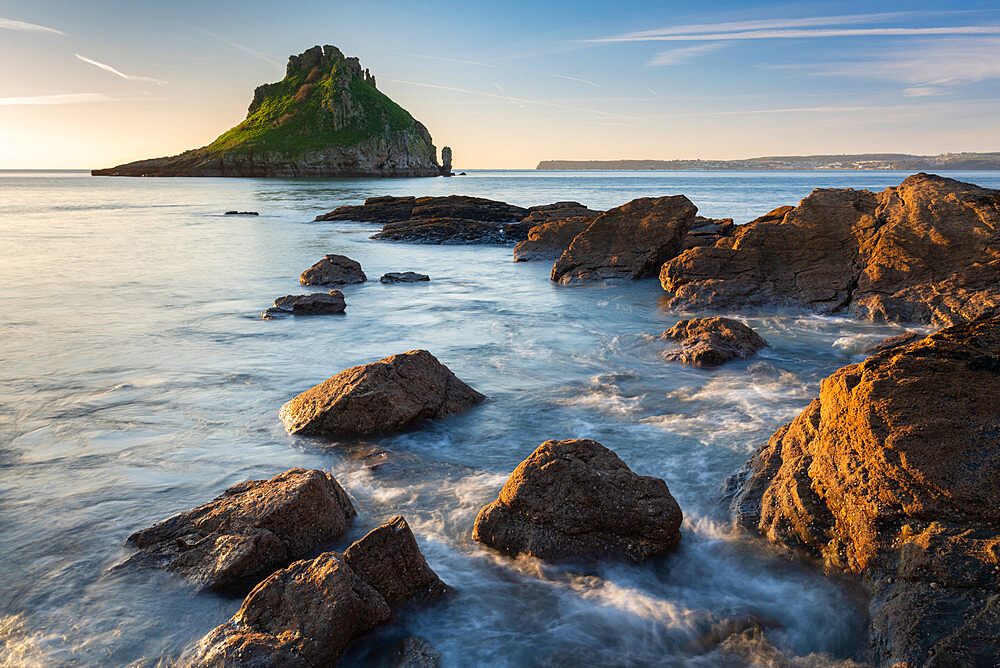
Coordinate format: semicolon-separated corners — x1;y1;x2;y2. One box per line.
92;45;442;177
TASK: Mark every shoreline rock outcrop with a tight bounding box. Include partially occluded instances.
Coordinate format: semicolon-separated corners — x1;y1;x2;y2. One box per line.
473;439;683;562
661;317;767;367
261;291;346;318
727;316;1000;666
121;468;356;590
279;350;486;437
189;516;447;667
92;46;441;178
551;196;697;284
512;202;602;262
661;174;1000;325
300;254;366;286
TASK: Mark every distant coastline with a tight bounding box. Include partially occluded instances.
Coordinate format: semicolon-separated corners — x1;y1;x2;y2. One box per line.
536;152;1000;171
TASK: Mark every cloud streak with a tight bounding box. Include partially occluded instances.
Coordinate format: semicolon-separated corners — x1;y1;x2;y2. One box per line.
192;27;281;68
596;26;1000;43
75;54;167;85
0;17;65;35
647;43;723;66
0;93;115;105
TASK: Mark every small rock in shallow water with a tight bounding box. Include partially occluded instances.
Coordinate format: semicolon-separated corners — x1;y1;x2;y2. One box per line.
380;271;430;283
261;290;346;318
188;516;446;668
120;468;356;590
224;210;259;216
300;254;366;285
473;439;683;562
279;349;485;437
661;317;768;367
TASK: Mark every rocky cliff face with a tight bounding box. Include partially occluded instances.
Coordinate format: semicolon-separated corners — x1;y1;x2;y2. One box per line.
92;45;442;177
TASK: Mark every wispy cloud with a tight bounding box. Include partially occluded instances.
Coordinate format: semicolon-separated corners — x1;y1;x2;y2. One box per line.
0;17;65;35
0;93;114;105
75;54;167;85
597;26;1000;43
647;43;723;66
381;78;648;121
714;105;875;115
192;27;281;68
552;73;599;87
493;83;527;110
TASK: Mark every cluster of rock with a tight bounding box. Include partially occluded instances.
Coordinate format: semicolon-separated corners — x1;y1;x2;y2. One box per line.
661;174;1000;325
661;317;768;368
512;202;602;261
279;350;486;437
262;291;346;319
727;316;1000;665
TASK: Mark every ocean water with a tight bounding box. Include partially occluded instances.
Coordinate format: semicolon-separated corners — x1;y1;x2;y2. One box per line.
2;169;999;667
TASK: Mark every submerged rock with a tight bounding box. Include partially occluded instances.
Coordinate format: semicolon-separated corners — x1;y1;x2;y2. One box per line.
189;516;446;668
315;195;527;224
279;349;486;437
395;637;441;668
727;316;1000;666
661;174;1000;325
473;439;683;562
371;218;524;244
261;290;346;318
299;254;366;286
380;271;430;283
661;317;767;367
224;211;259;216
121;468;356;590
551;196;697;284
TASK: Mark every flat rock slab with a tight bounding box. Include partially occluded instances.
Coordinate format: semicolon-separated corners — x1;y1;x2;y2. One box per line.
371;218;526;244
261;290;346;318
661;317;767;367
300;254;366;285
551;195;697;284
727;316;1000;665
224;211;259;216
121;468;356;590
473;439;683;562
279;349;486;437
381;272;430;283
188;516;447;668
315;194;528;223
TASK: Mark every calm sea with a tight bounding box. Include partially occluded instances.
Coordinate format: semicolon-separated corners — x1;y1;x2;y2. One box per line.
2;169;999;666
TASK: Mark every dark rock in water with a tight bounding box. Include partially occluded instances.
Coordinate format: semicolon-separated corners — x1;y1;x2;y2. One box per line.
188;516;447;668
300;254;366;285
458;172;466;176
315;195;527;224
280;349;485;437
381;272;430;283
522;201;601;225
661;317;767;367
261;290;346;318
661;173;1000;325
473;439;683;562
224;211;259;216
395;637;441;667
92;45;441;178
371;218;526;244
551;196;696;284
727;316;1000;666
343;516;450;606
863;331;920;354
120;468;356;590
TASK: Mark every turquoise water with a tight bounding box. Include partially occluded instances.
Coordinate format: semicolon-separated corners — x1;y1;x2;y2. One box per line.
2;170;999;666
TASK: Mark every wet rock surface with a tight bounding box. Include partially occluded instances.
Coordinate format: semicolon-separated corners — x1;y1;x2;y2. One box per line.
121;468;356;590
661;317;768;367
380;271;429;283
727;316;1000;666
315;195;528;224
299;254;366;285
279;349;486;437
371;218;528;244
661;174;1000;325
473;439;683;562
189;516;446;668
261;290;346;318
513;205;600;262
679;216;735;253
551;195;697;284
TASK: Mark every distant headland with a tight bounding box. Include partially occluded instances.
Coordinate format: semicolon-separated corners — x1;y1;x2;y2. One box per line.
92;45;452;178
536;152;1000;171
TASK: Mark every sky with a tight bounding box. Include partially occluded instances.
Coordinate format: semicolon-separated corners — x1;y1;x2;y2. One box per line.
1;0;998;168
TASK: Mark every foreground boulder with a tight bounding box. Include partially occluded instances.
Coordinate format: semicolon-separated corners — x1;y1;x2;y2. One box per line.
280;350;486;437
727;316;1000;666
473;439;683;561
261;290;346;318
121;468;355;589
299;254;366;285
661;317;767;367
189;516;446;668
380;272;429;283
661;174;1000;325
551;196;697;284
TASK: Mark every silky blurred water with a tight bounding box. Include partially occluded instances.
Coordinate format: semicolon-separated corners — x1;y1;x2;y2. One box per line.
2;169;999;667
